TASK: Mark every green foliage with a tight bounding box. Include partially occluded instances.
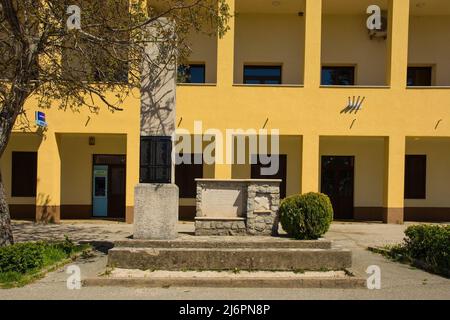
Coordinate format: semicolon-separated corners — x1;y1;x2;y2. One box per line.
0;238;83;287
54;236;77;256
0;242;46;274
403;224;450;273
382;225;450;277
279;192;334;240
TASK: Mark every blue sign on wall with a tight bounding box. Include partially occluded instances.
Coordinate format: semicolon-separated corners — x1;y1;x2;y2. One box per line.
35;111;47;127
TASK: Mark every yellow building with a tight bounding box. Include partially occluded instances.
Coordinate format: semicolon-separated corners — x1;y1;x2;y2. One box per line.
4;0;450;224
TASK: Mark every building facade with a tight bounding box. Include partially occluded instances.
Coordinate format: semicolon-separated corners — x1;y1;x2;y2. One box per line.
4;0;450;224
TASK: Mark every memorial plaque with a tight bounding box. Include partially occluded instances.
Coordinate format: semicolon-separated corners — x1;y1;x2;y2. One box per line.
201;185;245;218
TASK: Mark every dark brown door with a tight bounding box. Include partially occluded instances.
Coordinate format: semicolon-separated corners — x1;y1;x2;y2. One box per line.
107;165;126;218
175;154;203;198
321;156;355;219
251;155;287;199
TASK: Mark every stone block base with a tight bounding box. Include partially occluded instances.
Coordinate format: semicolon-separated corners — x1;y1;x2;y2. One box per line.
195;179;281;236
195;217;247;236
133;184;179;240
108;247;352;271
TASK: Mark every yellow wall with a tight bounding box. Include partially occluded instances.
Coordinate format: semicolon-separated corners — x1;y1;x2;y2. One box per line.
322;15;387;86
59;134;126;205
7;0;450;223
10;90;140;221
234;13;305;84
408;15;450;86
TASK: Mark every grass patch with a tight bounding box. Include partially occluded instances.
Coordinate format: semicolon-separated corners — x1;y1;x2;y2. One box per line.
371;225;450;278
0;236;91;288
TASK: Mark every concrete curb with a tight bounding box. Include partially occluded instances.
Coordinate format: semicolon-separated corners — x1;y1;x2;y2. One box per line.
83;275;367;289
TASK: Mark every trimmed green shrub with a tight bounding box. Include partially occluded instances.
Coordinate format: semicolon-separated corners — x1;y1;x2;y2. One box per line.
403;224;450;273
279;192;333;240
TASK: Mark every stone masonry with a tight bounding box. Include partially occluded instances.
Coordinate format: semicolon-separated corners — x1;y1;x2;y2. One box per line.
195;218;247;236
195;179;281;236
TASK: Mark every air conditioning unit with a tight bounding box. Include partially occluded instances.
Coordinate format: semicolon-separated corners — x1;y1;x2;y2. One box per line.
369;11;388;40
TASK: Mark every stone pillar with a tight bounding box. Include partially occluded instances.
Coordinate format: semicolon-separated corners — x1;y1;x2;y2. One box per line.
140;19;177;139
36;132;61;223
134;184;178;239
134;18;179;239
246;181;281;236
383;136;405;224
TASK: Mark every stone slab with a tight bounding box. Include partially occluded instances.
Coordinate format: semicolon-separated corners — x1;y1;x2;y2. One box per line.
83;270;365;289
113;238;332;249
200;185;245;218
107;247;352;271
133;184;179;240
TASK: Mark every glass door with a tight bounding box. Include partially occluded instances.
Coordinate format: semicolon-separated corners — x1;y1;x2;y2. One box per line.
93;165;108;217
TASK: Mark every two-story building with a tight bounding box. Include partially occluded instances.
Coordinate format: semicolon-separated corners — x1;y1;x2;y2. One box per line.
3;0;450;224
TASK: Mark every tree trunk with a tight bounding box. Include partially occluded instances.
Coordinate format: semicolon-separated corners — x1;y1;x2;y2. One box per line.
0;112;20;248
0;170;13;246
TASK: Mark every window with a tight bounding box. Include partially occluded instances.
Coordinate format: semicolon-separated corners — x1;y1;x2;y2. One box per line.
94;177;107;197
11;152;37;197
251;154;287;199
243;66;282;84
404;155;426;199
407;67;432;86
175;154;203;198
321;66;355;85
178;64;206;83
139;136;172;183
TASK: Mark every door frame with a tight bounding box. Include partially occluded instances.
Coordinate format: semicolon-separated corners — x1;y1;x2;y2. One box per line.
320;155;355;220
92;165;108;217
91;154;126;219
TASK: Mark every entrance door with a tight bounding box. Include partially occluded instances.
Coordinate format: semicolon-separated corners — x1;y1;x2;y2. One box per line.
92;155;126;219
93;165;108;217
107;165;126;218
321;156;355;219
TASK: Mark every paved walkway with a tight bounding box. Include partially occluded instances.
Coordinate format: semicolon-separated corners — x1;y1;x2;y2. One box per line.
1;220;449;300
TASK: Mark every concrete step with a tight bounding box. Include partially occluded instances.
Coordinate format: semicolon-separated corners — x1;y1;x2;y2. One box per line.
84;270;366;289
113;238;332;249
107;247;352;271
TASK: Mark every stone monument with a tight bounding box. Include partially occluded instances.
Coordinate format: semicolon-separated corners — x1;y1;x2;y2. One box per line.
195;179;281;236
133;18;179;240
